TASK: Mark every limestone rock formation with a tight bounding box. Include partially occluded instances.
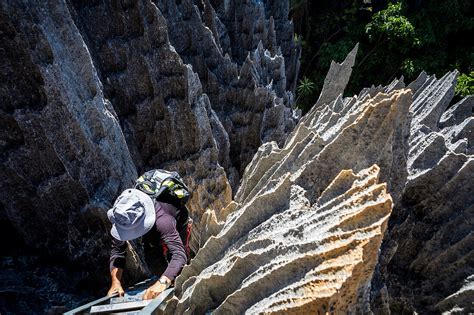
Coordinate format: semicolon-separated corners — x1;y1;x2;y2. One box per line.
371;72;474;314
0;0;299;312
167;45;472;314
168;165;393;314
0;0;298;255
67;0;233;251
206;0;301;92
1;0;472;313
0;0;138;270
166;44;414;313
0;1;147;310
313;43;358;110
67;0;300;240
157;0;300;186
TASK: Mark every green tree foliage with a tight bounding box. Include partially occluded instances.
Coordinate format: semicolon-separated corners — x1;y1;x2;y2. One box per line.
456;72;474;97
365;2;420;52
290;0;473;113
366;3;417;44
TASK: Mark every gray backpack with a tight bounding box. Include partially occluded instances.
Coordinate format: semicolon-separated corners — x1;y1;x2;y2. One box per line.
134;169;191;208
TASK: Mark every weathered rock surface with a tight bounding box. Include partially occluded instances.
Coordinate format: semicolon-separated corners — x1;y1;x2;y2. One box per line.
371;72;474;314
157;0;300;187
0;1;151;311
1;0;472;313
167;46;473;314
67;0;233;251
166;45;413;313
169;165;393;314
0;0;139;270
207;0;301;92
313;43;358;110
0;0;298;312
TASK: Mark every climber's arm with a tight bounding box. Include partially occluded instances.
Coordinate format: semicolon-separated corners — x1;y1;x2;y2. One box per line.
144;213;185;300
107;238;127;296
155;214;187;282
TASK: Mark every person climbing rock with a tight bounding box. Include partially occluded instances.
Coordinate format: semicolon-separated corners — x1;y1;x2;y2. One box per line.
107;170;192;300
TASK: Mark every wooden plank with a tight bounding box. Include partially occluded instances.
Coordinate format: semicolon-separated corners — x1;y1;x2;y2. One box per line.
90;300;151;313
64;294;115;314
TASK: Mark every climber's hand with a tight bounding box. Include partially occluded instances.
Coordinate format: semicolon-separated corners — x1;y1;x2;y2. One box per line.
107;281;125;297
143;281;167;300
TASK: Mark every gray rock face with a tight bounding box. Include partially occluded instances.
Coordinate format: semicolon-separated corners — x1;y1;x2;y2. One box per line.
1;0;472;313
0;1;144;311
167;46;473;314
0;0;298;312
371;72;474;314
67;0;233;251
208;0;301;92
0;0;138;268
156;0;300;186
314;43;358;110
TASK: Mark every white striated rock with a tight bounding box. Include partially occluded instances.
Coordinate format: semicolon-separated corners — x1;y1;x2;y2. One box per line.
168;165;392;314
168;46;473;314
314;43;358;110
371;71;473;314
166;45;416;312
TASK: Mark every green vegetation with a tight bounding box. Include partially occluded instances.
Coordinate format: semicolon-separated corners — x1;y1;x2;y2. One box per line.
455;71;474;96
291;0;473;112
296;76;316;105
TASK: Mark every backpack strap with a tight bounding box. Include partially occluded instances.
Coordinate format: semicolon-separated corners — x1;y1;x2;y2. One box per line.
134;179;157;195
137;177;176;199
136;170;191;204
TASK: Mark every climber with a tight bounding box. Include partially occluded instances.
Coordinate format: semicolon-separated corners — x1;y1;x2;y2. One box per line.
106;170;192;300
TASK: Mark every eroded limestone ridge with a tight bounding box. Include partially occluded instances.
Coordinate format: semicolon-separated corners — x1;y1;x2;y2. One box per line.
0;0;472;312
371;72;474;313
169;164;392;314
1;0;228;285
168;45;473;314
156;0;301;187
0;1;300;311
166;45;409;312
0;0;298;294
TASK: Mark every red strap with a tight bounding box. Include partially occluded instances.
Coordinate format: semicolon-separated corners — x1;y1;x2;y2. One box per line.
161;242;169;257
184;222;192;258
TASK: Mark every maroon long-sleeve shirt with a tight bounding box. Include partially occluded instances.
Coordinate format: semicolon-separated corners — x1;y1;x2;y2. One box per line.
109;201;187;281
